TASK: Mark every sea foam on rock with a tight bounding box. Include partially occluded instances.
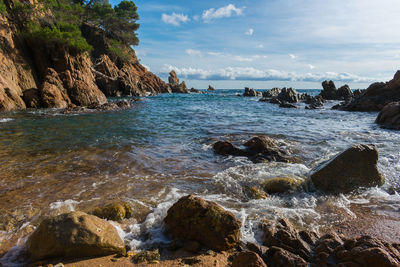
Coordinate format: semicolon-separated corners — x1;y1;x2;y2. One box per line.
163;195;241;251
27;211;125;261
310;144;384;193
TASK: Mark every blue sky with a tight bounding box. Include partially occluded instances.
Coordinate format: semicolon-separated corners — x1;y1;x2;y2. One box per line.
114;0;400;89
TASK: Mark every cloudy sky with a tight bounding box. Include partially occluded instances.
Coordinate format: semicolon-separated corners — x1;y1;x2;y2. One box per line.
114;0;400;89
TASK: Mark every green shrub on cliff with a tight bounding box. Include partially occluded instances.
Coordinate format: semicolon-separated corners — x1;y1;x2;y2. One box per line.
26;22;93;52
0;0;6;14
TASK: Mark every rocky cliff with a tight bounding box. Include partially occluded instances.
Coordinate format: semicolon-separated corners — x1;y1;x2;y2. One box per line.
0;3;172;112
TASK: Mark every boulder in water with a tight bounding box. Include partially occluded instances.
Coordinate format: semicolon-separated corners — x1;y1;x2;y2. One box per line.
277;88;299;103
91;201;133;222
243;87;261;97
208;85;215;91
262;177;303;194
375;102;400;130
262;88;281;98
310;144;384;193
26;211;125;261
163;195;241;251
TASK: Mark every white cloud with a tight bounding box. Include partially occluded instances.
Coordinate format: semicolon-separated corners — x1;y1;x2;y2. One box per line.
162;64;375;83
308;64;315;70
245;28;254;35
161;13;190;26
193;15;200;21
257;44;264;49
289;54;298;59
202;4;243;22
186;49;202;56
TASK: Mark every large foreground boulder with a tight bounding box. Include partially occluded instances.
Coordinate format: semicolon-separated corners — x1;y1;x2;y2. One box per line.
375;102;400;130
163;195;241;251
26;211;125;261
310;144;384;193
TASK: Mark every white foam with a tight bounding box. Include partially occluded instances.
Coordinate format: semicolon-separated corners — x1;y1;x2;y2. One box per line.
0;118;13;122
49;199;81;215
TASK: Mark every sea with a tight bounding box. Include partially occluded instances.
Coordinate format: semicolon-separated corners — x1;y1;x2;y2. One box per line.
1;89;400;265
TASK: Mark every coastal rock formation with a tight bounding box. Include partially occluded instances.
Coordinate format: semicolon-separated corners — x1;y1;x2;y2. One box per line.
26;211;125;261
164;195;241;251
232;251;267;267
40;68;71;108
22;89;42;108
305;95;324;109
338;71;400;111
310;144;384;193
208;85;215;91
91;201;133;222
262;177;303;194
277;87;300;103
190;87;201;93
243;87;261;97
319;80;353;100
375;102;400;130
262;88;281;98
213;136;299;164
168;70;188;93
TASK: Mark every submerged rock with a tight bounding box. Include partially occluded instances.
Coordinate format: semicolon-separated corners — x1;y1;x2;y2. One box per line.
279;102;297;108
27;211;125;261
262;177;303;194
190;87;201;93
310;144;384;193
244;185;268;199
213;141;247;157
163;195;241;251
375;102;400;130
91;201;133;222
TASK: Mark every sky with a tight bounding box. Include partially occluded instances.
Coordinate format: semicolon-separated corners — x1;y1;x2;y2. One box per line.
113;0;400;89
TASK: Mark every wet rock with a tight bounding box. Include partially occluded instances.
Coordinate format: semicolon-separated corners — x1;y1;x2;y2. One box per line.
319;81;353;101
22;88;42;108
305;95;324;109
337;85;353;99
334;236;400;267
375;102;400;130
244;87;261;97
339;71;400;111
190;87;201;93
164;195;241;251
310;144;385;193
244;136;278;153
208;85;215;91
246;242;268;257
244;136;296;163
265;246;308;267
40;68;71;108
277;87;299;103
213;141;247;157
91;201;133;222
131;249;160;264
269;98;282;105
27;211;125;261
279;102;297;108
245;185;268;199
263;88;281;98
262;177;303;194
232;251;267;267
261;218;314;261
168;70;188;93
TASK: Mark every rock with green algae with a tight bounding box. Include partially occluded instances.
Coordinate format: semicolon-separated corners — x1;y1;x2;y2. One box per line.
131;249;160;264
245;185;268;199
91;201;133;222
262;177;303;194
163;195;242;251
26;211;125;261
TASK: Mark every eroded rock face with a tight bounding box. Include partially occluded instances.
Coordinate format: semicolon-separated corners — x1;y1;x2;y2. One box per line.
310;144;384;193
375;102;400;130
164;195;241;251
339;71;400;111
40;68;71;108
26;211;125;261
22;88;42;108
168;70;188;93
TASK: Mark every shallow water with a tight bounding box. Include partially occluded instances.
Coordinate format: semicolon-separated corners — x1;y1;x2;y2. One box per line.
1;89;400;265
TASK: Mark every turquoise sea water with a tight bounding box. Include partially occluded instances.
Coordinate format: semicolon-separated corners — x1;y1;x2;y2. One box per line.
1;89;400;264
